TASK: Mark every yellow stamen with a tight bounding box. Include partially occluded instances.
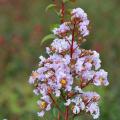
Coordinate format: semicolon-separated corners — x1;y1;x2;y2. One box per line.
60;79;67;87
40;101;47;109
99;77;103;84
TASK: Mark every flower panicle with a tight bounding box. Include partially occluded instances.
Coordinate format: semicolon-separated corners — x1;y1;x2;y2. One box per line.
29;7;109;119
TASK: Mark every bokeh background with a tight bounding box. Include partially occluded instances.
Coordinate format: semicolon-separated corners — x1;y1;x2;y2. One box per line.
0;0;120;120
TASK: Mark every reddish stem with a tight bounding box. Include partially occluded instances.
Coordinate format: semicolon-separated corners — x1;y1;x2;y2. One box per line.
58;112;60;120
54;0;58;10
70;24;75;58
80;80;92;89
65;37;71;45
49;94;64;117
61;1;65;23
65;106;69;120
54;0;57;5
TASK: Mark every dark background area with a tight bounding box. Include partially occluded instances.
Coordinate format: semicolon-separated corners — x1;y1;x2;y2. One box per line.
0;0;120;119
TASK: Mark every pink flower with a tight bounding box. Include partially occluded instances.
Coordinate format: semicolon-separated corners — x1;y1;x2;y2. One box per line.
93;69;109;86
71;8;90;37
86;102;100;119
53;23;70;37
37;95;52;117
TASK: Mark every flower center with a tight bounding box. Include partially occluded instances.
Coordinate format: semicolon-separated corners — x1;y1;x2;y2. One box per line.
60;79;67;87
99;77;104;84
40;101;47;109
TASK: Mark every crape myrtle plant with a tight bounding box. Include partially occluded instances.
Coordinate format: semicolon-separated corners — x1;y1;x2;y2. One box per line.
29;0;109;120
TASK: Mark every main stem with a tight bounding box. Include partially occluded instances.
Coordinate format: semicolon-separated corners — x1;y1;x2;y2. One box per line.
65;24;75;120
65;106;69;120
70;24;75;58
60;1;69;119
59;1;76;120
58;112;60;120
61;1;65;23
54;0;57;6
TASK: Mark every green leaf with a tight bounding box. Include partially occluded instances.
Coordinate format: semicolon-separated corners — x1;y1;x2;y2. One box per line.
55;10;61;17
45;4;56;12
52;108;58;117
67;9;72;13
49;24;60;31
41;34;55;45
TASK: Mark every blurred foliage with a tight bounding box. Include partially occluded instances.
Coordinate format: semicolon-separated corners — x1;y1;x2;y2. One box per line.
0;0;120;120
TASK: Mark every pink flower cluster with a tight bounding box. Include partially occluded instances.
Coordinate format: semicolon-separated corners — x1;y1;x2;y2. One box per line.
29;8;109;119
71;8;89;37
53;8;89;38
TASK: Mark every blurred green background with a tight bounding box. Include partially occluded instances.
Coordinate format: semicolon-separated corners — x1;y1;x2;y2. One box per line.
0;0;120;120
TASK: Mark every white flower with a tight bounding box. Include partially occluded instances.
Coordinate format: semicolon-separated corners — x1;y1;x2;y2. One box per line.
46;47;51;54
28;76;35;84
79;22;89;37
71;8;90;37
71;8;87;20
73;105;80;114
64;99;71;106
86;102;100;119
56;71;73;92
39;56;46;64
46;104;51;111
74;86;83;93
80;101;85;110
82;70;95;81
51;38;70;53
37;96;52;117
91;51;101;70
72;96;83;105
70;95;85;112
82;92;100;102
53;23;70;37
75;58;85;73
33;89;39;95
37;111;45;117
28;71;38;84
55;90;61;97
93;69;109;86
84;62;92;70
63;55;71;65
